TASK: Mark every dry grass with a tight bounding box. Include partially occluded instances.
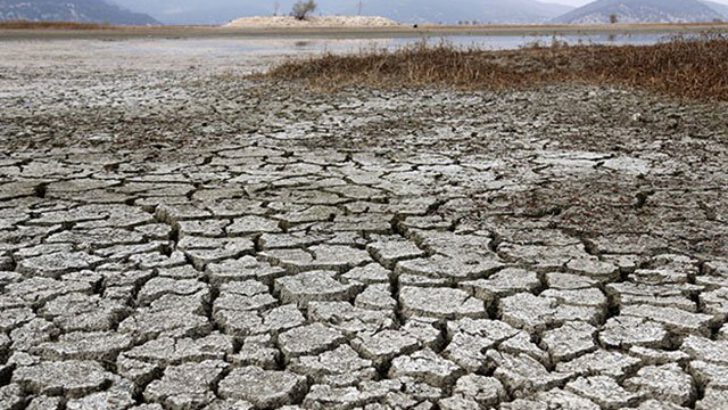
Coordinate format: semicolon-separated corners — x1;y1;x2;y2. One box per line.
265;34;728;100
0;21;113;30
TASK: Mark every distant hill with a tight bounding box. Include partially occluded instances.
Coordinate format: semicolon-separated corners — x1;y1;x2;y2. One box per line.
553;0;724;24
0;0;158;25
112;0;574;25
703;0;728;18
323;0;575;24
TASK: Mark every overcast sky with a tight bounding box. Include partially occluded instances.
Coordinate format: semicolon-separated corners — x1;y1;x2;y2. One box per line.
544;0;728;5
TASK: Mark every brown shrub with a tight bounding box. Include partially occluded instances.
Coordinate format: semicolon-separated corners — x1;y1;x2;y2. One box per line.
0;20;112;30
264;34;728;101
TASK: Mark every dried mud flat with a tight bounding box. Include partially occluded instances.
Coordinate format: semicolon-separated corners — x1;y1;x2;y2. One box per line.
0;39;727;410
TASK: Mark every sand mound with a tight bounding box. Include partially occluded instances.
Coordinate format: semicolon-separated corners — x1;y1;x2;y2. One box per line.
225;16;400;28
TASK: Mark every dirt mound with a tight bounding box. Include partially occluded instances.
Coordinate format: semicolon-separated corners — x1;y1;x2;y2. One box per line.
225;15;400;28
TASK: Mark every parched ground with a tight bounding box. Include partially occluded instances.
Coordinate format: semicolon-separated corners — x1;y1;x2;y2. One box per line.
0;38;727;410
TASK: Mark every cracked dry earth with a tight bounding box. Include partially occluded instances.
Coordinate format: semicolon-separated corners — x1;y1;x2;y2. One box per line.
0;39;727;410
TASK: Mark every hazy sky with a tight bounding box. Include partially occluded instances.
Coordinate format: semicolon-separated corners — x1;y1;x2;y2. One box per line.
544;0;728;4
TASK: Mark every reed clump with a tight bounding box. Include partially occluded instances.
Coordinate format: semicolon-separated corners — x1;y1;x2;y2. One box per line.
265;34;728;101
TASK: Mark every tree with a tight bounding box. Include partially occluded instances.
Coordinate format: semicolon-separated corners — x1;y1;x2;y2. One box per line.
609;14;619;24
291;0;317;20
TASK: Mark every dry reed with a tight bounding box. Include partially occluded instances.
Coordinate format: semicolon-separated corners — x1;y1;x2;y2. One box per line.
265;34;728;101
0;21;112;30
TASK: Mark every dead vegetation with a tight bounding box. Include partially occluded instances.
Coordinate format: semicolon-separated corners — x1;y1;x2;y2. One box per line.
0;21;113;30
264;33;728;100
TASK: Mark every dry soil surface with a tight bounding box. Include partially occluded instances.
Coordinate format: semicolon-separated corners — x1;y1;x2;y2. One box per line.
0;38;727;410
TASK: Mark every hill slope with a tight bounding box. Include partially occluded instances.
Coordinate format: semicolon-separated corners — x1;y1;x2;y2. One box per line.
0;0;158;25
703;0;728;18
112;0;574;25
553;0;723;23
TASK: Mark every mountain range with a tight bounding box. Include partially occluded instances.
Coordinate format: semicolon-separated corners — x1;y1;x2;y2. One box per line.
0;0;158;25
1;0;728;26
554;0;726;23
111;0;574;25
704;0;728;17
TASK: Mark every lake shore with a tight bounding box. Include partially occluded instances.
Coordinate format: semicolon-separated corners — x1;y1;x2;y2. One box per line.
1;21;728;41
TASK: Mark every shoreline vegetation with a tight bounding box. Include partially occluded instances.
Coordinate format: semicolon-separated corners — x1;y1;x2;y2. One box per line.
264;34;728;101
0;21;114;30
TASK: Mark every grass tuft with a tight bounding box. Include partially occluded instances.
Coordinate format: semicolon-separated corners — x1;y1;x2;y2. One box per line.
264;33;728;101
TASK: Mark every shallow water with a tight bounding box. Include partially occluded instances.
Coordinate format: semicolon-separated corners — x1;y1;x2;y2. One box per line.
113;32;678;58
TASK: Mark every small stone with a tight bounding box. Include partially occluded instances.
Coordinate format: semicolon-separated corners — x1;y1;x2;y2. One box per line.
629;400;691;410
10;318;59;351
0;384;24;410
355;284;396;311
461;268;540;305
621;304;714;337
540;321;597;363
539;287;607;309
534;388;601;410
486;351;569;398
26;396;63;410
367;239;425;269
278;323;346;360
144;360;228;410
118;308;212;342
389;349;464;388
628;346;690;366
308;301;395;337
499;293;602;332
137;277;209;306
565;376;641;409
289;345;377;386
545;272;600;290
700;287;728;322
443;318;519;372
599;316;669;349
452;375;506;407
681;336;728;366
218;366;308;408
16;252;103;278
213;280;277;314
13;360;114;398
216;304;305;337
351;329;421;368
34;331;133;361
565;259;620;282
232;338;280;369
40;293;130;332
120;333;234;366
262;245;371;273
226;216;281;236
696;388;728;410
0;307;35;332
623;363;695;406
157;265;203;279
399;286;486;321
498;332;550;365
275;271;359;308
340;263;392;285
438;395;480;410
396;254;504;282
556;350;641;379
65;379;136;410
205;256;286;286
